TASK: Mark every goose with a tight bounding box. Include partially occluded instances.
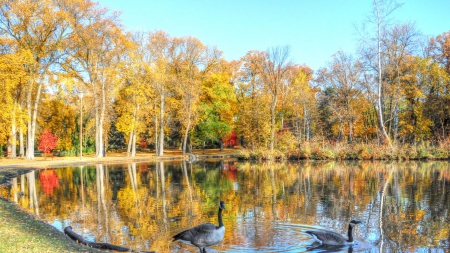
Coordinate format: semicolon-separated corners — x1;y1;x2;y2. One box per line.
305;219;361;246
173;201;226;253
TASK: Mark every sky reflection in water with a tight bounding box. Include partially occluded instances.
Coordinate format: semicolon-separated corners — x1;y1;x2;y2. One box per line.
1;160;449;252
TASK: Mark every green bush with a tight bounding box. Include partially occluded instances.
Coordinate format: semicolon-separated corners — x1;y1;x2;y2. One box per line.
59;150;77;157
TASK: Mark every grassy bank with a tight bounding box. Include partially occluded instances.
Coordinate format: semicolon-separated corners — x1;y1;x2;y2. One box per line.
236;142;450;161
0;197;100;253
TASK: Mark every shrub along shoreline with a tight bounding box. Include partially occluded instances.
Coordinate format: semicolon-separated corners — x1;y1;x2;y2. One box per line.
235;142;450;161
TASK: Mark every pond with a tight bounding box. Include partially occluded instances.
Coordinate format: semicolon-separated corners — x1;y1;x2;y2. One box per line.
0;160;449;252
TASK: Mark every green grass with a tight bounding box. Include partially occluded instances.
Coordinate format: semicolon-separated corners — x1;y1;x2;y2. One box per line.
0;198;101;253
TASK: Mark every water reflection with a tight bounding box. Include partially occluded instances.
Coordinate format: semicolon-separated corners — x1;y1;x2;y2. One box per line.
0;161;450;252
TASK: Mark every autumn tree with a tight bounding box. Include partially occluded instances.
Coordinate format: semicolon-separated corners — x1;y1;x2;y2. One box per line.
62;1;130;157
115;32;154;157
425;31;450;140
38;98;76;151
260;46;293;151
174;37;223;155
195;71;237;152
284;66;315;143
357;0;403;148
316;51;365;143
235;51;271;149
0;49;31;158
0;0;75;159
380;23;421;143
145;31;176;156
38;129;58;154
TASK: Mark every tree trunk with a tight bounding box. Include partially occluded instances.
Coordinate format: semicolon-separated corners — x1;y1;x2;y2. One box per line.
269;97;277;151
9;111;17;158
182;111;191;156
393;104;399;144
26;79;43;159
375;0;393;149
154;113;159;156
158;90;165;156
127;130;133;156
19;125;24;157
306;116;310;141
98;86;106;157
131;129;136;157
64;226;153;252
95;99;100;156
349;119;354;144
129;105;139;157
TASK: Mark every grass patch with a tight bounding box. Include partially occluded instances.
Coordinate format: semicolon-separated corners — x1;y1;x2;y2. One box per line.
0;198;101;253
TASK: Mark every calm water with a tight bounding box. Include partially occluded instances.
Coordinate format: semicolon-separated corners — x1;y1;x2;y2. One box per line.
1;160;449;252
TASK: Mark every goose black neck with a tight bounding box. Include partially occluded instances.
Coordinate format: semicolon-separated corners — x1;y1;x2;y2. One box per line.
347;224;354;242
217;208;224;228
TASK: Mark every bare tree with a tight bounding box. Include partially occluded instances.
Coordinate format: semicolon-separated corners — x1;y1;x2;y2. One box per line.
357;0;403;148
261;46;293;150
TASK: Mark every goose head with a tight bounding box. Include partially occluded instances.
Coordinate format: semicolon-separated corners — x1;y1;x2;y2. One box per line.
219;201;226;210
349;219;361;227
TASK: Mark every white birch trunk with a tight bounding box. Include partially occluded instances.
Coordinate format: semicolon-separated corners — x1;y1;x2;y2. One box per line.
158;89;165;156
131;129;136;157
182;110;191;156
95;101;100;157
127;130;133;155
19;123;24;157
374;0;393;148
154;112;159;156
26;79;43;159
10;120;17;158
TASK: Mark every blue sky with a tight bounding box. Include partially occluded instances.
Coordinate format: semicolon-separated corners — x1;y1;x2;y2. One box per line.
97;0;450;71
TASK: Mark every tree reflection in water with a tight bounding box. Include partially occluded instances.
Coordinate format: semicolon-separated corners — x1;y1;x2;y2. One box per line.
0;161;449;252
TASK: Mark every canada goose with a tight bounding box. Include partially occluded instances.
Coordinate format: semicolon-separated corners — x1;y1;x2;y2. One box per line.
173;201;226;253
305;219;362;246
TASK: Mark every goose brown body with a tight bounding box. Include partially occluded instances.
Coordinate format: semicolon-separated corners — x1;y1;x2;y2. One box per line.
306;219;361;246
173;201;226;253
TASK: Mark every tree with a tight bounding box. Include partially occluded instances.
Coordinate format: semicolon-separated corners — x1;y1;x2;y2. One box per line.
427;31;450;74
316;51;364;143
38;129;58;154
146;31;177;156
0;49;31;158
63;1;130;157
38;98;76;151
357;0;403;148
235;47;293;150
0;0;74;159
380;23;420;143
175;37;222;155
425;31;450;140
115;32;154;157
195;71;237;152
235;51;271;149
261;46;293;151
284;65;315;143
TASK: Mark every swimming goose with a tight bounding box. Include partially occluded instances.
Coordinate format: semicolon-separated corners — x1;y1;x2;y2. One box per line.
173;201;226;253
305;219;361;246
